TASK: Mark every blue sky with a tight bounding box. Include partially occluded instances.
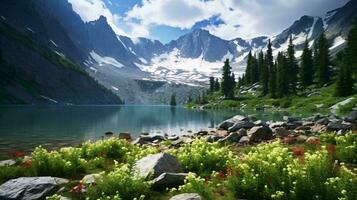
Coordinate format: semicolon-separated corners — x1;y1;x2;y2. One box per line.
68;0;349;44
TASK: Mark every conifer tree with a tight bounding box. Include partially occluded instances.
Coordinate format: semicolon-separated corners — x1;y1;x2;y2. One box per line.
170;94;177;106
276;52;289;98
287;35;298;92
313;45;319;83
345;18;357;81
258;51;268;95
214;78;220;91
316;31;331;86
231;72;236;88
252;54;259;83
209;76;215;93
299;39;314;89
245;51;253;84
221;59;234;98
266;40;274;97
335;61;353;97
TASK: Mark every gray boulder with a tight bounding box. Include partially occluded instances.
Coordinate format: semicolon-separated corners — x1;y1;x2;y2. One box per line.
228;121;255;132
269;121;286;129
274;127;291;137
0;177;68;200
206;135;221;143
0;159;16;167
217;115;248;130
133;153;181;179
132;135;165;145
218;129;247;144
326;121;352;132
248;126;273;142
239;136;250;144
170;193;202;200
345;110;357;123
151;173;188;191
316;118;330;126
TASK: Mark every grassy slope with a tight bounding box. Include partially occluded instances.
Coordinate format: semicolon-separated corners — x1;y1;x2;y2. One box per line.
187;84;357;116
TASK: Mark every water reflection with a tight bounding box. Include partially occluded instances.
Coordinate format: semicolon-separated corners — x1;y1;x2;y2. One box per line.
0;105;290;158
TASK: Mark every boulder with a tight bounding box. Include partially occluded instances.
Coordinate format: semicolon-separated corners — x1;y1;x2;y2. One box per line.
133;153;181;179
170;193;202;200
239;136;250;145
274;127;290;137
0;159;16;167
218;132;243;143
345;110;357;123
217;115;248;130
311;124;327;133
196;130;208;136
316;118;330;126
283;116;300;123
254;120;268;127
132;135;165;145
81;173;101;184
118;133;131;140
269;121;286;129
151;173;188;191
228;121;255;132
326;121;352;132
206;135;221;143
248;126;273;142
0;177;68;200
104;131;114;137
168;135;180;141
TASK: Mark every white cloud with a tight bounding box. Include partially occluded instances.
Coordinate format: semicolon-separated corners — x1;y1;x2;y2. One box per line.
68;0;128;36
125;0;349;40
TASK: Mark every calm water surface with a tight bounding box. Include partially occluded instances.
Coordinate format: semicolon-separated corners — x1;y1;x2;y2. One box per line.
0;105;289;158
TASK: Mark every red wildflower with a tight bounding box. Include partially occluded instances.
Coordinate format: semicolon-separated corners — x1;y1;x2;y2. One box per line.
69;182;86;194
283;136;295;144
292;147;305;157
327;144;336;154
217;171;225;180
21;159;32;168
307;138;320;145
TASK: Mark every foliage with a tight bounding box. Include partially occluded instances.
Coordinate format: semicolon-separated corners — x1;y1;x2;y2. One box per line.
167;139;234;176
88;163;150;200
335;132;357;164
299;39;314;89
0;165;32;184
170;93;177;106
221;59;235;98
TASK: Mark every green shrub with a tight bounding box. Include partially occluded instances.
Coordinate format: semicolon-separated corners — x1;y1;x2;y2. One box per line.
31;146;87;177
335;132;357;164
0;165;32;184
168;139;234;176
88;163;151;200
81;139;129;159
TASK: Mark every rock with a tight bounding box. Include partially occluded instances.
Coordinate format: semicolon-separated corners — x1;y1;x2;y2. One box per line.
118;132;131;140
326;121;352;132
104;131;114;137
283;116;300;122
269;121;286;129
133;153;181;179
218;131;244;143
330;97;355;113
228;121;255;132
132;135;165;145
206;135;221;143
141;132;149;136
345;110;357;123
196;130;208;136
81;173;101;184
151;173;188;191
170;193;202;200
274;127;290;137
316;118;330;126
254;120;268;127
217;115;248;130
248;115;258;122
168;135;180;141
0;159;16;167
239;136;250;144
0;177;68;200
302;121;315;126
311;124;327;133
248;126;273;143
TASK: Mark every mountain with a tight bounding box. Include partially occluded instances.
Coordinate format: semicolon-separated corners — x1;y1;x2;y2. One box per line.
0;0;355;104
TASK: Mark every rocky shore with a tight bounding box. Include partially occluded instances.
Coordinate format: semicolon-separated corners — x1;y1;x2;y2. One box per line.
0;110;356;200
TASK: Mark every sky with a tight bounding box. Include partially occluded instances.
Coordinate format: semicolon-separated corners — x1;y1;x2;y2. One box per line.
68;0;350;44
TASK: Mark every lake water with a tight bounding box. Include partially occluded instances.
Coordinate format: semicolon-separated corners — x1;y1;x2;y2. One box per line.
0;105;289;158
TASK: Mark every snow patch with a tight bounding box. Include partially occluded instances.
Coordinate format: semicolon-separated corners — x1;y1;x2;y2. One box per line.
50;40;58;47
111;86;119;91
26;27;35;33
89;51;124;68
40;95;58;104
329;36;346;50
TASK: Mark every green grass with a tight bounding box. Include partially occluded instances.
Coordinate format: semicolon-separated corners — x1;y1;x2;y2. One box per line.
188;84;357;116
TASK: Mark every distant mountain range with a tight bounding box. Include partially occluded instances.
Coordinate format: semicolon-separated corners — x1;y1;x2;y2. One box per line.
0;0;356;104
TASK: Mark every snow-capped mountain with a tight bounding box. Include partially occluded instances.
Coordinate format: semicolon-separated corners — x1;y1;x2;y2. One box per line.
1;0;355;104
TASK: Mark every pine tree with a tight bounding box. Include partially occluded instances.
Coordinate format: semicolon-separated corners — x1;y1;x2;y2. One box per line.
209;76;215;93
276;52;289;98
231;72;236;88
214;78;220;91
221;59;234;98
287;35;298;92
313;45;319;83
345;18;357;81
258;51;268;95
266;40;274;97
170;93;177;106
245;51;253;84
335;61;353;97
316;31;331;87
299;39;314;89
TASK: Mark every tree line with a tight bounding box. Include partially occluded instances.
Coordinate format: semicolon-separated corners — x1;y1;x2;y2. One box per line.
208;19;357;99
